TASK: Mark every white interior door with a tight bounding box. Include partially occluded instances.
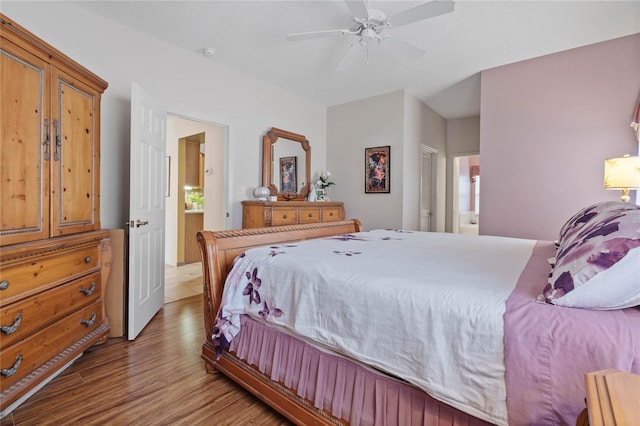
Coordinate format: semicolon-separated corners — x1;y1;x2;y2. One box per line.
128;82;166;339
420;147;434;232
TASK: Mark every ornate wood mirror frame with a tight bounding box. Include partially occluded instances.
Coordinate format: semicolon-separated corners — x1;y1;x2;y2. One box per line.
263;127;311;201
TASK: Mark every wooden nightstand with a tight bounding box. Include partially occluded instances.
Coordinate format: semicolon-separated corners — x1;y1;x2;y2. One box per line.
578;369;640;426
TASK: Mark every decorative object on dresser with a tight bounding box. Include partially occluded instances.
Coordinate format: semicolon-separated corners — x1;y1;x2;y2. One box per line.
262;127;311;201
241;200;345;228
0;14;110;416
252;186;270;201
315;170;335;201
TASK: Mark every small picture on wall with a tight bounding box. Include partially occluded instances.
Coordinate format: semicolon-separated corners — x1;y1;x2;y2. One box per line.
279;156;297;193
365;146;390;193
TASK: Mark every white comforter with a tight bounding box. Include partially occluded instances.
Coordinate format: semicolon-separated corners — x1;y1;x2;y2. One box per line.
214;229;536;425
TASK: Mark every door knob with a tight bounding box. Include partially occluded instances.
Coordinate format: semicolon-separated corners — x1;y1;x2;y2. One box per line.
127;219;150;228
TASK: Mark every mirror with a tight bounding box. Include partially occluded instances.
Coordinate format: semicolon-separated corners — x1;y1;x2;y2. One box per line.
262;127;311;201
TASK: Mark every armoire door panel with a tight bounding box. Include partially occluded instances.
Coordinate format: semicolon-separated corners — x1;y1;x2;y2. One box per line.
50;68;101;237
0;40;50;245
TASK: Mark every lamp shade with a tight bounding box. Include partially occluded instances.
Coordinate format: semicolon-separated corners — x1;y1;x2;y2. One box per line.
604;155;640;189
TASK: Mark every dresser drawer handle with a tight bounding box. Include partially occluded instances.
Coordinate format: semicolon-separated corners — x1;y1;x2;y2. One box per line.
1;313;23;335
84;256;92;264
0;280;8;290
308;213;313;217
329;212;334;216
1;354;23;378
80;312;97;327
283;214;288;219
79;282;96;296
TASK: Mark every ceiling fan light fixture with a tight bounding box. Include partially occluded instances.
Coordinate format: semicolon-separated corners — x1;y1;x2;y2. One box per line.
286;0;455;68
361;27;377;42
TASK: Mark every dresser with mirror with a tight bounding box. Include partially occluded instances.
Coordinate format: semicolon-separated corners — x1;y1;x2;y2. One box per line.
242;127;344;228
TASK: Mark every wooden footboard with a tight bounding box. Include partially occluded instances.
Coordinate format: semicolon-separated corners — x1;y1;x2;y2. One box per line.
196;220;361;424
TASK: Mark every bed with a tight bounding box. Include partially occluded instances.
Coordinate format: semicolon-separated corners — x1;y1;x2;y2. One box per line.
197;201;640;426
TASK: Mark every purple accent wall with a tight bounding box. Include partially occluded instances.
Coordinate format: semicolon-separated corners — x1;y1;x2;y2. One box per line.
480;33;640;240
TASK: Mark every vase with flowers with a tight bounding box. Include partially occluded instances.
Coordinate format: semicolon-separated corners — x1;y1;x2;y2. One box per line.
316;171;335;201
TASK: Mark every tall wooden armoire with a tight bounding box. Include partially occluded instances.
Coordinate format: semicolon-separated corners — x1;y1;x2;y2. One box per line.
0;14;111;414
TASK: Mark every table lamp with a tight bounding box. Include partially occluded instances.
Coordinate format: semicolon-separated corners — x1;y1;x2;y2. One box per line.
604;154;640;202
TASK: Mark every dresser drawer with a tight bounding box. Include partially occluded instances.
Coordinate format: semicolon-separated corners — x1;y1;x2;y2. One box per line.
299;207;321;224
0;272;101;349
0;300;103;390
271;208;298;226
322;207;343;222
0;245;100;305
242;201;345;228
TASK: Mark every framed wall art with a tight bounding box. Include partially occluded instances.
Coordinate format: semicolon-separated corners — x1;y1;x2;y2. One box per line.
365;146;390;193
279;156;297;193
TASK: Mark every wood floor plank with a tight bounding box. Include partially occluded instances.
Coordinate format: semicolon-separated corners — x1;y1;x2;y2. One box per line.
4;296;292;426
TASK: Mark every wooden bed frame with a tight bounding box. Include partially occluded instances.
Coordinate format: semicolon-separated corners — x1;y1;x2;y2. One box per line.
197;220;362;425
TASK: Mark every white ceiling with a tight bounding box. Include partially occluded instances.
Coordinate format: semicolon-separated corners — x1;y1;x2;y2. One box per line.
74;0;640;119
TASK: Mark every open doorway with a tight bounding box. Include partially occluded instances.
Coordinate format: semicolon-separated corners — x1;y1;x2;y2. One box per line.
164;115;228;304
452;154;480;235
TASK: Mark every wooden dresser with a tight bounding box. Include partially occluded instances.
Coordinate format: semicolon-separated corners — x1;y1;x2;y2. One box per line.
0;14;110;414
242;201;345;228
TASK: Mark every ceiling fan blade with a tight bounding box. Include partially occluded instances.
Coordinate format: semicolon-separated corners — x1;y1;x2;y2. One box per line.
286;29;349;42
383;37;425;60
389;0;454;27
344;0;369;19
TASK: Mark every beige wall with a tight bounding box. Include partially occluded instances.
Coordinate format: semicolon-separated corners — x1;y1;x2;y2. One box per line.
327;90;446;231
327;91;404;230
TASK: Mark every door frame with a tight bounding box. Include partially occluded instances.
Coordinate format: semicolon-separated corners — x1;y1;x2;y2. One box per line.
164;114;230;267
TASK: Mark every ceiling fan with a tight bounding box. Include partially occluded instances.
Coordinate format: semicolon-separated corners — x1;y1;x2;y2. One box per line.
286;0;455;69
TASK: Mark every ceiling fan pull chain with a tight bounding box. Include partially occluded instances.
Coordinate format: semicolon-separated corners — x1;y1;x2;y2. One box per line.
366;42;370;65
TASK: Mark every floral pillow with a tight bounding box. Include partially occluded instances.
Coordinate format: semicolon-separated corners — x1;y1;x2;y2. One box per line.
542;201;640;309
557;201;616;243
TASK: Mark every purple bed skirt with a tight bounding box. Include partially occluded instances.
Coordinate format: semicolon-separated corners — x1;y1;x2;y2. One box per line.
229;315;493;426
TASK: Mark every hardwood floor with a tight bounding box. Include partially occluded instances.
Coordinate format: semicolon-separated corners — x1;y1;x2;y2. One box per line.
1;296;292;426
164;262;203;304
